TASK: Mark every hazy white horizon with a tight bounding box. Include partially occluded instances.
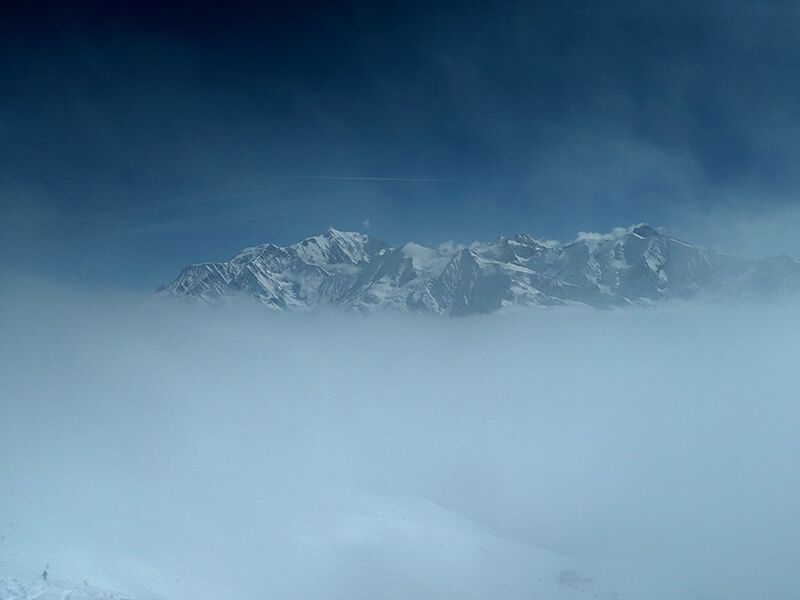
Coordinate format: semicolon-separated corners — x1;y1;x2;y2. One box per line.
2;275;799;599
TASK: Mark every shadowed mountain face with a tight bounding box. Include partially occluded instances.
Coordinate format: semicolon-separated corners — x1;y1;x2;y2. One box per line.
158;226;800;315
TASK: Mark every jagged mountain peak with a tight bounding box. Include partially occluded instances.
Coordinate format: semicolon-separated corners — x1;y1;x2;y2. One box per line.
159;225;800;315
631;224;659;238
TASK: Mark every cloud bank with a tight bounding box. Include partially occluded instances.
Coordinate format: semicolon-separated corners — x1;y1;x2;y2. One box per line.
1;275;799;599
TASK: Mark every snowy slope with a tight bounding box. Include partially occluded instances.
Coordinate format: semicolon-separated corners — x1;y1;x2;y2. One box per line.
0;487;678;600
0;577;139;600
158;225;800;314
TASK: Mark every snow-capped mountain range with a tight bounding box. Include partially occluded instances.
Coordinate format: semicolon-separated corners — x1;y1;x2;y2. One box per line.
158;225;800;315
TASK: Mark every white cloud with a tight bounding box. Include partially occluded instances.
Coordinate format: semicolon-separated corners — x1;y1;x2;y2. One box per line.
1;278;799;600
437;240;465;256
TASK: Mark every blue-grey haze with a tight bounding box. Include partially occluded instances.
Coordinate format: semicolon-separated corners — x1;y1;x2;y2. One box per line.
1;278;800;599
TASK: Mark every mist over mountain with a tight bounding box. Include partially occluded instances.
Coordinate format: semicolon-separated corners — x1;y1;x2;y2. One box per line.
160;225;800;315
3;279;800;600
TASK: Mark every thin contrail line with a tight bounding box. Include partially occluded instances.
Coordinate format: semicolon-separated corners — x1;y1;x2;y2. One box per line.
280;175;461;182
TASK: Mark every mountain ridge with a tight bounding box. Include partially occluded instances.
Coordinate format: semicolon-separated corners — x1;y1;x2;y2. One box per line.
158;225;800;315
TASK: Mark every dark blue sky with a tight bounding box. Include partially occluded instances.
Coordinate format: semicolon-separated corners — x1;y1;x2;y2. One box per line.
3;1;800;288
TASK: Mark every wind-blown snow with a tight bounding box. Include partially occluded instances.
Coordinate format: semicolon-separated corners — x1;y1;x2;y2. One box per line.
2;275;800;599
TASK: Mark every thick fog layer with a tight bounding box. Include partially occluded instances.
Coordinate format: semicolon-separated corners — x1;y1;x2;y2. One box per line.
2;276;799;600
